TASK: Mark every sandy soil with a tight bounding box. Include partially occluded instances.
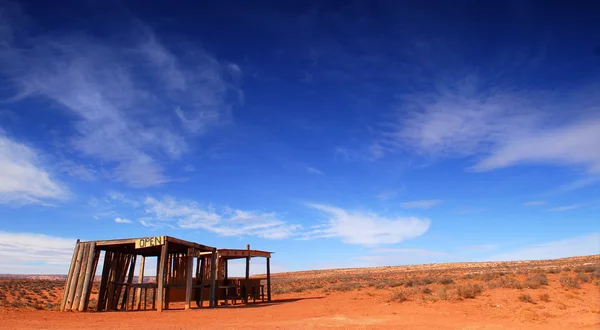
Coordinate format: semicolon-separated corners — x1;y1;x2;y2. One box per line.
1;256;599;329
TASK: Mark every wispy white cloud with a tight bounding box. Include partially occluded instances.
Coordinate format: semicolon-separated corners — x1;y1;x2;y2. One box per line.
400;199;441;209
376;190;398;201
144;196;299;239
0;133;68;205
554;176;600;194
114;217;132;224
304;203;430;246
548;204;581;212
58;160;98;181
0;9;241;187
524;201;546;206
374;73;600;173
306;167;324;175
0;231;77;274
485;233;600;261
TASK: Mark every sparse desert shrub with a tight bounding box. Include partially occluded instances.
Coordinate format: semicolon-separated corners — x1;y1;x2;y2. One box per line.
546;268;561;274
538;293;550;302
559;276;580;289
576;272;590;283
524;274;548;289
421;286;432;295
574;266;596;273
437;287;448;300
390;289;413;302
330;282;361;292
456;284;483;299
438;277;454;285
518;294;535;303
494;277;522;289
562;267;572;272
480;273;498;282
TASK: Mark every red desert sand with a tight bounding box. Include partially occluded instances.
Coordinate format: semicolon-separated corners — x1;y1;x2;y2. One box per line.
1;255;599;329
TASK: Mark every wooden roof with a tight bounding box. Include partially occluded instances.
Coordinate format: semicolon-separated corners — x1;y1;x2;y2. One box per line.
218;248;272;259
79;236;215;256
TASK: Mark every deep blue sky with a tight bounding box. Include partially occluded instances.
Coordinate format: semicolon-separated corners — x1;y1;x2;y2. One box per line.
0;0;599;274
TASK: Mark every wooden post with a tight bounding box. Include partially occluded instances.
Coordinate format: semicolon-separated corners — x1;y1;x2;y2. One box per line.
66;242;85;310
224;258;228;284
121;255;136;310
82;249;100;311
267;257;271;302
72;243;90;311
244;257;250;304
184;249;194;310
209;249;217;308
60;239;80;311
157;241;168;312
136;256;145;310
97;251;112;311
78;242;97;311
244;244;250;304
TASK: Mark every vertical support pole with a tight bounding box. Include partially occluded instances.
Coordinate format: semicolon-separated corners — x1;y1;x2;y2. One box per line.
244;244;250;304
184;248;194;310
267;257;271;302
224;259;228;284
82;248;100;311
157;241;168;312
60;239;80;311
136;256;145;310
66;242;85;310
79;242;97;311
97;251;112;311
209;249;217;308
121;255;136;310
72;243;90;311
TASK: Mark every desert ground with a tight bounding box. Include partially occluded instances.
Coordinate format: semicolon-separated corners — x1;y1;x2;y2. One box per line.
1;255;599;329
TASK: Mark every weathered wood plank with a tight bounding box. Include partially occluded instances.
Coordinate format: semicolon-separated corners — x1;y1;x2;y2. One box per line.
244;256;250;304
136;256;145;310
78;242;97;311
121;255;136;310
209;249;217;308
72;242;90;311
157;241;168;312
82;248;100;311
60;240;80;311
184;249;194;310
267;257;271;302
97;251;112;311
66;242;85;310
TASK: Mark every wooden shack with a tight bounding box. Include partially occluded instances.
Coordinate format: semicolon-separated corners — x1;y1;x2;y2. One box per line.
60;237;273;312
60;236;218;312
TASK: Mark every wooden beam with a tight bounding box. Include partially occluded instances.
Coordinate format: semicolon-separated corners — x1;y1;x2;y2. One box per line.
66;242;85;310
209;249;217;308
157;241;168;312
136;256;145;310
184;249;194;310
267;257;271;302
218;249;272;259
60;239;80;311
78;242;97;311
